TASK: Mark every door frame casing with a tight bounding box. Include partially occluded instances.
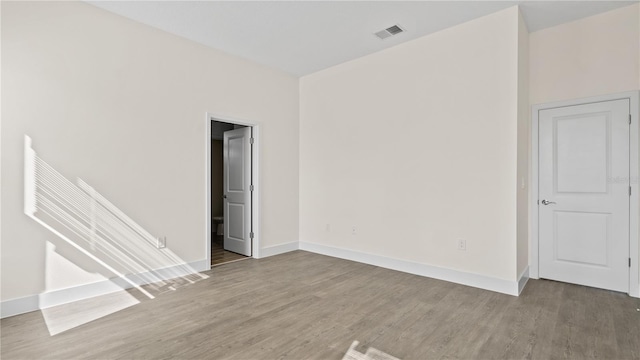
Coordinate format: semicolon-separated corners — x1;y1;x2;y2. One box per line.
205;112;261;269
530;91;639;298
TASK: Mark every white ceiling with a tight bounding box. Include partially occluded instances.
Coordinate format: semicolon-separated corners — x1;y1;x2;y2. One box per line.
88;1;638;76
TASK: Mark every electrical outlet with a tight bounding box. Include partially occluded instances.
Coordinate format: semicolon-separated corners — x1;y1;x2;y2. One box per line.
352;226;357;235
157;236;167;249
457;239;466;251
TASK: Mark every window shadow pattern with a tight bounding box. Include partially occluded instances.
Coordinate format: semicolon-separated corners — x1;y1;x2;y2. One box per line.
23;135;208;320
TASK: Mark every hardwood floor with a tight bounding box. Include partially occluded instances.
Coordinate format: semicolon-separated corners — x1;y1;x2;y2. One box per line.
1;250;639;359
211;241;248;267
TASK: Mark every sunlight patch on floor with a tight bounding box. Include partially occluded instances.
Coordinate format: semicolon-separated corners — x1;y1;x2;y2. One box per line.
342;341;400;360
41;290;139;336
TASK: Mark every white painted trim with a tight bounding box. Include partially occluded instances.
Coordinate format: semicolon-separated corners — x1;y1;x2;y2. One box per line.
38;279;134;310
251;125;262;259
0;259;209;319
530;91;639;298
630;93;640;298
530;106;540;280
518;266;529;295
259;241;299;258
206;113;262;259
1;296;40;319
205;114;212;270
299;242;520;296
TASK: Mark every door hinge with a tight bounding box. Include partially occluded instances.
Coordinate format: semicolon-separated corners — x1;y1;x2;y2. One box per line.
630;114;632;125
250;137;254;144
630;186;632;196
250;184;254;192
630;258;632;267
250;232;254;239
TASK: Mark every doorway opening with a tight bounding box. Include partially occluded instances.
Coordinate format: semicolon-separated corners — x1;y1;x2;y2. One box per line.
206;114;259;268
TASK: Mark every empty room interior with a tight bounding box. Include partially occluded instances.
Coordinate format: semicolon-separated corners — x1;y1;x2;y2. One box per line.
1;1;640;359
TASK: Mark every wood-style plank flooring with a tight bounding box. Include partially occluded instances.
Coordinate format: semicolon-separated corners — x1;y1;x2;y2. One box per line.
1;250;639;359
211;241;248;267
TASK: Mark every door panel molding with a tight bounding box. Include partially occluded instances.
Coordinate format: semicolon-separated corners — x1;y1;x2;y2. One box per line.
223;127;252;256
531;91;639;298
205;112;262;269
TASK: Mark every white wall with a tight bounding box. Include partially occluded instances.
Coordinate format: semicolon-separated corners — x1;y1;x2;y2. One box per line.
530;4;639;105
530;3;640;293
516;10;530;279
300;7;524;285
1;2;299;302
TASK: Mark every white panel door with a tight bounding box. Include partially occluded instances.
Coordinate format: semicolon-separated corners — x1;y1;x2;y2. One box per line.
539;99;629;292
223;127;252;256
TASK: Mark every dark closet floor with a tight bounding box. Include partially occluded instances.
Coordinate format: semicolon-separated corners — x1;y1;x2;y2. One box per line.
211;237;248;266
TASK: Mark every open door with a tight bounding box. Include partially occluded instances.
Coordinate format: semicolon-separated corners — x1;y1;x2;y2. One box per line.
223;127;252;256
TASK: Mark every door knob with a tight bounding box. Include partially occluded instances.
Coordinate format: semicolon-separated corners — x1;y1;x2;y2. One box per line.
223;195;227;199
541;199;556;205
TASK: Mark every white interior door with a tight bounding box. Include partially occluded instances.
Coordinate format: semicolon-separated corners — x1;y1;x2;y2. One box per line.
539;99;630;292
223;127;252;256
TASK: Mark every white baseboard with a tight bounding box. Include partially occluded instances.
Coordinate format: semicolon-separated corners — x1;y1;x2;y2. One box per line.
518;266;530;295
258;241;299;258
299;241;521;296
0;259;209;319
1;295;40;319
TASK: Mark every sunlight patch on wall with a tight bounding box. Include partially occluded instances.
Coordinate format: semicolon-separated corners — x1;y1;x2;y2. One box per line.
44;241;111;293
23;135;209;336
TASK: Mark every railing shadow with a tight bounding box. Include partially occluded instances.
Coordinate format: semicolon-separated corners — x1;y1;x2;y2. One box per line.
23;135;208;335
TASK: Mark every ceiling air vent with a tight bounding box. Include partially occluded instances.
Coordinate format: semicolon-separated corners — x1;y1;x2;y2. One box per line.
374;24;404;40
